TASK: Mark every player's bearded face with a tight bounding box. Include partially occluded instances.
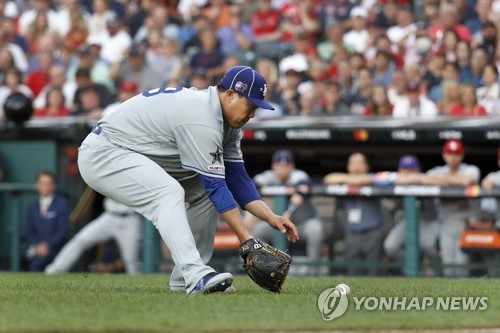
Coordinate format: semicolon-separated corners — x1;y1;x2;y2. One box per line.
225;93;257;128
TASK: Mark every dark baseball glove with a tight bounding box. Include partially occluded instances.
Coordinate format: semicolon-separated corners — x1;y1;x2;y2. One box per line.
239;238;292;293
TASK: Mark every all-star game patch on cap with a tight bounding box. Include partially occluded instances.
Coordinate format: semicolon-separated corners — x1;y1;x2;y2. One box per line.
219;66;275;110
443;139;464;154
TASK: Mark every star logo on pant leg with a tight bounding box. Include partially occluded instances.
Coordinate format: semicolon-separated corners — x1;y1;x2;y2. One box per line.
210;147;223;164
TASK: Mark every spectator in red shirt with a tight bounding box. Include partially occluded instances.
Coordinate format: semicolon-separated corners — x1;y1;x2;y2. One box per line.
428;3;472;44
33;88;70;117
26;51;53;97
449;84;488;116
279;0;319;43
250;0;281;44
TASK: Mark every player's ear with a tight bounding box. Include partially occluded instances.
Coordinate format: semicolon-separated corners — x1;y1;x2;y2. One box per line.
226;89;236;103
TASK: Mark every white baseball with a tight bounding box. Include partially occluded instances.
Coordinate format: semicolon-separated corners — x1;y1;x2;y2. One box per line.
336;283;351;295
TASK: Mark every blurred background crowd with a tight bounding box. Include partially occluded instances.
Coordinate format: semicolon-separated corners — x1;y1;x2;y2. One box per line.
0;0;498;122
1;0;500;277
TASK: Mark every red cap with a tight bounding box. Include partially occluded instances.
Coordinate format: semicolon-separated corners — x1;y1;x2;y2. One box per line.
119;81;138;93
443;139;464;154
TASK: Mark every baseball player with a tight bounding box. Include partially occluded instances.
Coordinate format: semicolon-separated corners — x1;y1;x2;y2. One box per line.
421;140;480;277
76;66;299;294
45;197;142;274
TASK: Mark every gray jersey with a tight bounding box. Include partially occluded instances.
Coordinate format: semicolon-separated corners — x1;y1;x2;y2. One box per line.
427;163;480;218
98;86;243;182
253;169;318;223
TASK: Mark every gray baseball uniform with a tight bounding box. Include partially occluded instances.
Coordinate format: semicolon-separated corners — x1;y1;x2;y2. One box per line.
77;86;243;293
427;163;480;277
45;198;141;274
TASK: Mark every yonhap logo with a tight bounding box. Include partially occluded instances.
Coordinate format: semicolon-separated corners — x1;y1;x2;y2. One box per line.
317;288;349;321
317;288;488;322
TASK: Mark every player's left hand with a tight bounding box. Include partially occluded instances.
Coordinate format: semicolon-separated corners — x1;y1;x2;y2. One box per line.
267;215;299;243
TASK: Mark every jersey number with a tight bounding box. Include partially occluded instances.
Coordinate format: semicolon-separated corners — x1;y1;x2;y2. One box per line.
142;87;182;97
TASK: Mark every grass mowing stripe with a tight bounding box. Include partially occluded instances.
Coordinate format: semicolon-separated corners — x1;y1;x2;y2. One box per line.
0;273;498;332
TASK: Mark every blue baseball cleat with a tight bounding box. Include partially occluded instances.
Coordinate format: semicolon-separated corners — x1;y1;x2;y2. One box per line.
190;272;233;294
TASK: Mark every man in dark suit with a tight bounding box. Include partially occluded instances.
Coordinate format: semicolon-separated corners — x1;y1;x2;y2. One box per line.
24;171;70;272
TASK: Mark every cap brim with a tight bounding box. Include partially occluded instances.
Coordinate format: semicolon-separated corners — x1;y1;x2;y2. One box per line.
247;97;275;110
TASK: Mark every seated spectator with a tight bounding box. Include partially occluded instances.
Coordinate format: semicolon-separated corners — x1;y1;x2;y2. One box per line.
441;28;460;63
1;16;29;54
438;80;462;115
350;67;372;116
73;67;114;110
61;8;89;55
33;88;70;117
392;82;438;118
86;0;116;38
279;69;302;115
449;84;488;116
323;153;385;276
18;0;58;37
24;9;60;56
33;65;77;110
478;21;498;63
476;64;500;115
278;32;311;77
460;46;488;88
202;0;232;30
279;0;319;43
421;50;446;92
216;4;253;64
134;5;181;44
318;0;353;31
0;30;28;73
0;68;34;116
95;14;133;67
387;70;408;105
66;44;114;93
110;44;163;93
187;28;226;84
364;84;393;117
250;0;284;60
26;51;54;97
342;6;370;54
72;85;104;119
319;80;350;116
371;50;396;87
428;3;472;44
24;171;70;272
317;24;353;63
247;150;324;275
386;8;417;53
429;61;460;104
297;88;321;117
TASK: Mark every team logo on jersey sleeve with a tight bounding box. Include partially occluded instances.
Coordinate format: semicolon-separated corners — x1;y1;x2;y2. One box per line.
209;147;223;164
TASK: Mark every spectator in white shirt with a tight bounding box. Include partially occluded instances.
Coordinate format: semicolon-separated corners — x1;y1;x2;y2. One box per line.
392;82;438;118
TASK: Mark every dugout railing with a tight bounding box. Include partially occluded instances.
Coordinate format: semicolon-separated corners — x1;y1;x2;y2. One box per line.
2;183;500;275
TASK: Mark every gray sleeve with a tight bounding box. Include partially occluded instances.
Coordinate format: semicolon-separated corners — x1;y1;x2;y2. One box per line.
485;171;500;184
173;124;225;178
223;129;243;163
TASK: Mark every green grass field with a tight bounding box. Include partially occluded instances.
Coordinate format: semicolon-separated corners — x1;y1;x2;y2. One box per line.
0;273;499;332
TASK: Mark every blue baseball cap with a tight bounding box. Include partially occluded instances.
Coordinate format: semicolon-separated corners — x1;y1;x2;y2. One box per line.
398;154;420;169
219;66;275;110
272;150;294;164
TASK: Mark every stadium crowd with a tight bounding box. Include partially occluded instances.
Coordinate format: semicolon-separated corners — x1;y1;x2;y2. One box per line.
0;0;498;121
1;0;500;277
